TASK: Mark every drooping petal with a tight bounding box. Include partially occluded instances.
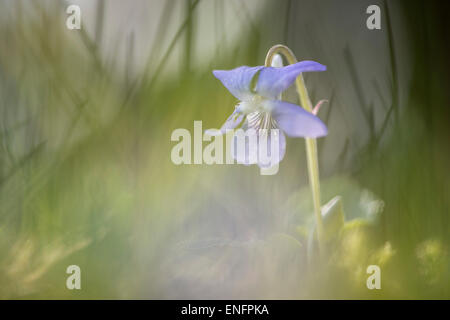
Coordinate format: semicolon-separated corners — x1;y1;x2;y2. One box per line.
231;126;286;168
256;61;326;99
205;109;244;136
213;66;264;101
270;100;328;138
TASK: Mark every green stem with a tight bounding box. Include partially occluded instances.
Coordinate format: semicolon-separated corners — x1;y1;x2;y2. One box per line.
265;45;326;254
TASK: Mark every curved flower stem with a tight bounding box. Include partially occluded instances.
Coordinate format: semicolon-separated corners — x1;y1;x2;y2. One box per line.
265;45;326;255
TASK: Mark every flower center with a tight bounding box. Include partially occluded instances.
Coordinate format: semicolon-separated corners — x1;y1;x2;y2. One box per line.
246;111;278;132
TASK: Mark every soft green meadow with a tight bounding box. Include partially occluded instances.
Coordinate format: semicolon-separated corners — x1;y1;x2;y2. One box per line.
0;0;448;299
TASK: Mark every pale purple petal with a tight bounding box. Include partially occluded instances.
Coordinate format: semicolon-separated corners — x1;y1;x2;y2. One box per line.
213;66;264;101
231;128;258;165
256;61;326;99
270;100;328;138
205;110;244;136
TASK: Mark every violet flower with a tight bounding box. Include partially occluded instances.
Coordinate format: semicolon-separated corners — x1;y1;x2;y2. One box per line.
208;60;328;168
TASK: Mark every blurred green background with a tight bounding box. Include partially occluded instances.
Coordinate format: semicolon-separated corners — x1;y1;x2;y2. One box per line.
0;0;448;299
